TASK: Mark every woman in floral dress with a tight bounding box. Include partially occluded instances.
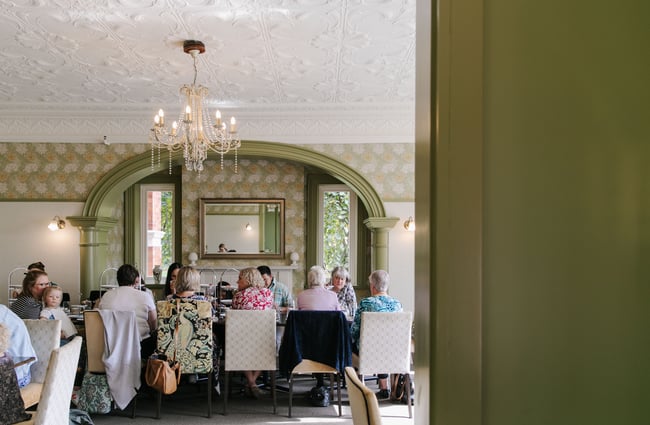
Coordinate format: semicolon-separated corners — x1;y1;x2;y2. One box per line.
231;267;273;397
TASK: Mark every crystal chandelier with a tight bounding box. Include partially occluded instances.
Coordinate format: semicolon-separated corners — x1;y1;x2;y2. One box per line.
150;40;241;173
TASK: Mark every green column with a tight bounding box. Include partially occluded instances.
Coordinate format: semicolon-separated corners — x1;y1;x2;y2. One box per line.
67;216;118;300
363;217;399;271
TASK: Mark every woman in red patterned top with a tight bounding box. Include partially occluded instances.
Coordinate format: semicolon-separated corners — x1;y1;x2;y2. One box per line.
231;267;273;398
232;267;273;310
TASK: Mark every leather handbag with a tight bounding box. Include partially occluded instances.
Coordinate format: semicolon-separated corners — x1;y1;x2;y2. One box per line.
145;355;180;394
145;299;181;394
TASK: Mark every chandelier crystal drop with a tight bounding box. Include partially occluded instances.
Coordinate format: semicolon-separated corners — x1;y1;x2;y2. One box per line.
150;40;241;174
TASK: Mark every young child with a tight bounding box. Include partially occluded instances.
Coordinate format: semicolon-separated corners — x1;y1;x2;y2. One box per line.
40;286;77;344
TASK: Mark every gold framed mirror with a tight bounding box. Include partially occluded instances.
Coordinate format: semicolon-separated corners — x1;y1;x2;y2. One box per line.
199;198;285;259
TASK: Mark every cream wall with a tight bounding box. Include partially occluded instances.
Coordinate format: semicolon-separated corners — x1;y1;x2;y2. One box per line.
386;201;415;312
0;202;83;305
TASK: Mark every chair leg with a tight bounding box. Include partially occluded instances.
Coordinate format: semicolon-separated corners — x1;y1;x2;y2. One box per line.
223;371;229;415
271;370;277;414
405;373;413;418
336;373;342;416
288;375;294;417
155;389;162;419
131;394;136;419
207;371;212;418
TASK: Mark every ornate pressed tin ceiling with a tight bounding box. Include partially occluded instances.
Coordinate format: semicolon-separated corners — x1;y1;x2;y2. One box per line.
0;0;415;144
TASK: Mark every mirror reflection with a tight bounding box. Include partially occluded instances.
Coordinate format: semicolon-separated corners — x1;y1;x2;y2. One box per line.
199;198;285;259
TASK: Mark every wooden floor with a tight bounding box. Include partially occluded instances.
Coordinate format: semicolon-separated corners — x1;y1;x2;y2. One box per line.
88;375;415;425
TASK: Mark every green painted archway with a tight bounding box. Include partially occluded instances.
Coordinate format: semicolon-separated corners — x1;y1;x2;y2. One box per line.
69;141;396;297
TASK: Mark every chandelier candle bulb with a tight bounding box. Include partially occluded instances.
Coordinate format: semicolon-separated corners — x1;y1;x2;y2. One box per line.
158;109;165;126
230;117;237;133
215;110;222;126
185;105;192;122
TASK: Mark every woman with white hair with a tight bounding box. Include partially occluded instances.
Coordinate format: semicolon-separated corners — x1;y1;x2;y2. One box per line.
296;265;340;311
350;269;402;400
329;266;357;319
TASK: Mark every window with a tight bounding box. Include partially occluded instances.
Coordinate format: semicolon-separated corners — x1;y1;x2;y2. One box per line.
140;184;174;281
318;184;358;282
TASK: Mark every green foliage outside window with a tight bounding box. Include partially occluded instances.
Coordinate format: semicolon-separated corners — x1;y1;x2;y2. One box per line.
323;191;350;272
160;191;173;271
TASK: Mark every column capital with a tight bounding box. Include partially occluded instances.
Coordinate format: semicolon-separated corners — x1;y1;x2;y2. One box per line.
67;216;118;231
363;217;400;230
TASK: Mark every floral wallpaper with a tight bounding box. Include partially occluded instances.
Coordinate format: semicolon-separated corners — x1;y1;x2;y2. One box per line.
181;158;306;278
0;142;414;201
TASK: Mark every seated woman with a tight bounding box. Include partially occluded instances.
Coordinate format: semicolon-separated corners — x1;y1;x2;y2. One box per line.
297;265;340;311
167;266;221;388
171;266;207;301
164;262;183;300
329;266;357;320
11;270;50;320
350;269;403;400
231;267;273;398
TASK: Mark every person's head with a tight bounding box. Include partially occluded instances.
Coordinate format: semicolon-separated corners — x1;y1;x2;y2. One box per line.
257;265;273;287
116;264;139;287
218;243;227;252
165;262;183;296
237;267;265;290
42;285;63;308
307;265;328;288
174;266;201;293
330;266;350;293
368;270;390;294
22;270;49;299
27;261;45;271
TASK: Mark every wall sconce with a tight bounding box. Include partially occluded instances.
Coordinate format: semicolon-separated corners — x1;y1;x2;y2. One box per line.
403;216;415;232
48;216;66;231
245;223;252;231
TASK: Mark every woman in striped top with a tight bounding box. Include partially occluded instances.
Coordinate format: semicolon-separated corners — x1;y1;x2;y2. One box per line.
10;270;50;320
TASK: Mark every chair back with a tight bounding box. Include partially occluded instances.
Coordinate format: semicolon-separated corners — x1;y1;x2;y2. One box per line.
345;366;383;425
279;310;352;376
29;336;83;425
23;319;61;383
156;299;213;374
224;309;276;371
83;310;106;373
357;311;413;375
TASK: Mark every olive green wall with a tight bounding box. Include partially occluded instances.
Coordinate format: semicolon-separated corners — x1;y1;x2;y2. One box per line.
422;0;650;424
483;1;650;423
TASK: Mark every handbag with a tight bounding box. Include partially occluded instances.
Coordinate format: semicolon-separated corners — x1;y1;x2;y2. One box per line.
145;299;181;394
145;355;180;395
390;373;414;404
77;372;112;414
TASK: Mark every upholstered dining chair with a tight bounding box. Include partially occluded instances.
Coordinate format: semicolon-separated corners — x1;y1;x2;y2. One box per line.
345;366;383;425
279;310;352;417
353;311;413;418
154;299;213;419
16;336;82;425
82;310;139;417
223;309;277;415
21;319;61;409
